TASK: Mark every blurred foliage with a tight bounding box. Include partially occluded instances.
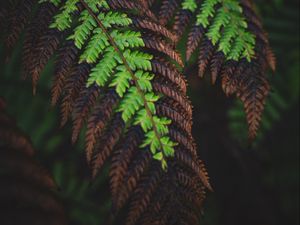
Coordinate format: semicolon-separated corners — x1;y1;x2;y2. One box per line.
0;1;299;225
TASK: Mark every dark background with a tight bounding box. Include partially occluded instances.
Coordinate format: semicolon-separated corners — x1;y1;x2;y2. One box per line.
0;0;299;225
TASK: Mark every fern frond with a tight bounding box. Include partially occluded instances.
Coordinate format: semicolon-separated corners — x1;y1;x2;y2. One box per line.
159;0;180;26
153;0;275;140
228;1;299;143
51;41;79;105
173;8;193;38
31;29;62;93
222;59;271;140
91;114;125;177
198;38;215;77
114;150;153;211
110;127;143;206
72;84;100;143
60;63;90;127
157;100;192;133
132;18;178;44
125;168;162;225
151;58;187;94
21;1;59;88
2;1;211;224
85;90;119;163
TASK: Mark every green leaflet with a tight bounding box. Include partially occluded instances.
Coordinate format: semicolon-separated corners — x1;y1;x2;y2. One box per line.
182;0;198;12
43;0;177;169
68;10;97;49
182;0;256;61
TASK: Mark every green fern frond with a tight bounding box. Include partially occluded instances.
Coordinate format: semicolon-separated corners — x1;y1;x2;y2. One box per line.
44;0;177;169
183;0;256;61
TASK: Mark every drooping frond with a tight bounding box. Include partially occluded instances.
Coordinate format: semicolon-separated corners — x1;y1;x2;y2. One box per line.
0;101;67;225
228;1;299;143
153;0;275;140
2;1;210;224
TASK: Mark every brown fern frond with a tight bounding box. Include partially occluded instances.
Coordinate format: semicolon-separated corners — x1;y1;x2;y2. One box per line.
90;114;125;177
176;171;206;204
110;127;144;206
136;165;205;225
143;35;184;67
3;1;210;224
210;52;225;84
115;151;153;211
198;39;215;78
0;107;67;225
169;126;196;157
266;46;276;72
233;60;270;140
85;91;119;163
22;2;59;81
72;85;100;143
143;194;171;225
125;168;162;225
153;80;193;120
151;57;187;94
51;41;79;106
220;0;273;140
60;63;90;127
137;0;155;10
174;148;211;191
128;157;204;224
159;0;180;26
173;9;193;39
156;101;192;133
186;25;205;60
221;60;240;96
132;18;178;43
0;125;35;157
108;0;157;20
31;29;62;94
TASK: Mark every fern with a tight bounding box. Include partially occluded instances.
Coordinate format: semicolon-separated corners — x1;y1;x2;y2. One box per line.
153;0;276;140
1;0;210;224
